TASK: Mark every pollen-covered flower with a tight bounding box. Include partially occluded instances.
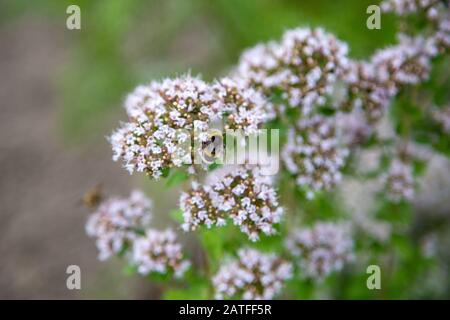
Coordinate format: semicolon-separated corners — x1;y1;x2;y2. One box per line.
383;158;415;202
236;27;349;115
282;115;349;197
110;75;219;178
212;77;275;135
432;105;450;133
286;222;354;280
212;248;292;300
132;228;190;278
86;190;152;261
180;165;284;241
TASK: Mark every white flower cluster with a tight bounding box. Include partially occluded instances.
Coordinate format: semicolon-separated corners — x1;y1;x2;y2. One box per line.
383;158;415;202
180;165;284;241
86;190;190;278
286;222;354;279
282;116;349;197
382;0;450;53
86;190;152;260
432;105;450;133
236;27;349;114
132;229;190;278
110;75;272;179
434;13;450;52
342;34;435;123
212;248;292;300
110;75;217;178
342;60;394;122
372;34;435;89
381;0;443;20
212;77;275;135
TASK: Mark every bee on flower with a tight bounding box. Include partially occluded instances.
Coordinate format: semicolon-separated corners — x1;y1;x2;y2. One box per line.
110;75;218;178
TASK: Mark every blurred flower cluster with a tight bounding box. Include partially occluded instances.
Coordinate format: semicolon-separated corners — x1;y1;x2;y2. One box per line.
286;222;354;280
87;190;190;278
235;27;349;115
86;190;152;260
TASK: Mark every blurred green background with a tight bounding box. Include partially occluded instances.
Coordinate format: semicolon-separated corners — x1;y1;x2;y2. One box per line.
3;0;449;299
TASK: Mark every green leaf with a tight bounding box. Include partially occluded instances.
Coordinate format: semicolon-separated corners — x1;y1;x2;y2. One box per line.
169;209;183;223
412;159;427;177
199;228;225;271
161;167;171;178
122;264;138;276
147;271;172;282
208;163;221;171
163;284;209;300
165;170;189;188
